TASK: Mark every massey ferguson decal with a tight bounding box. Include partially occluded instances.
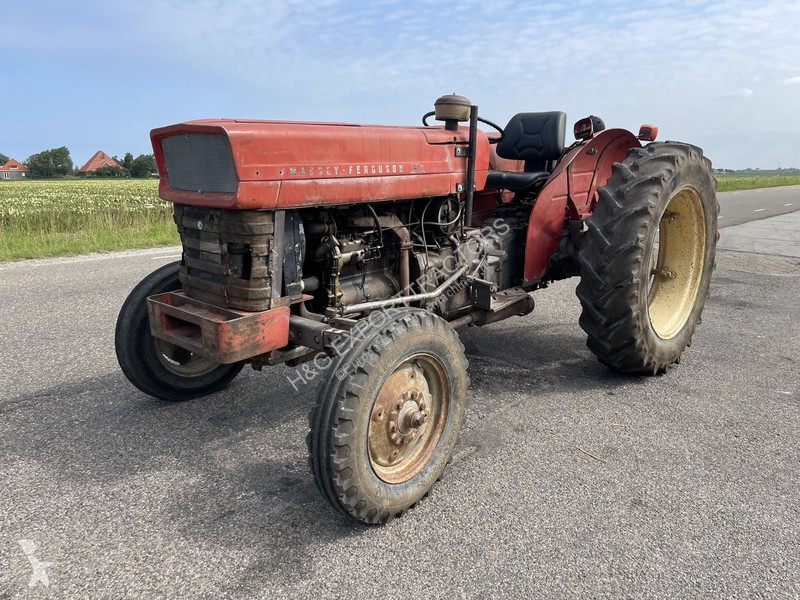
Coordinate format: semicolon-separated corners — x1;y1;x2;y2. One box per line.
288;163;408;177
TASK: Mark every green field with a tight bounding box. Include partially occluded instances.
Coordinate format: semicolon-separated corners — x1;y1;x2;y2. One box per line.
715;172;800;192
1;172;798;262
0;179;177;261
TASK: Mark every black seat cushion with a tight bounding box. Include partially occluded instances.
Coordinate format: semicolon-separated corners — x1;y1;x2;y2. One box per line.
485;170;549;191
496;112;567;163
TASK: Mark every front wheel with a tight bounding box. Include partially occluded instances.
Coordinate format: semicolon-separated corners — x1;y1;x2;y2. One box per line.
115;261;245;401
308;308;469;524
576;142;718;374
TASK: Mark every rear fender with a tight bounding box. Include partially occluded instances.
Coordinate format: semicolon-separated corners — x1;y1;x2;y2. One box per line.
522;129;641;283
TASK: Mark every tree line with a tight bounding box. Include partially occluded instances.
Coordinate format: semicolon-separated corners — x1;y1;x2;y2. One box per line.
0;147;157;178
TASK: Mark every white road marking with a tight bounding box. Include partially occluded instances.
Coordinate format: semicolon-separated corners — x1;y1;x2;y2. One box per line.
151;254;181;260
785;203;794;207
19;540;52;588
753;208;766;212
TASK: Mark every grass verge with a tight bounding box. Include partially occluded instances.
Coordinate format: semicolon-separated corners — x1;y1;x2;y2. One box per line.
0;222;178;261
715;173;800;192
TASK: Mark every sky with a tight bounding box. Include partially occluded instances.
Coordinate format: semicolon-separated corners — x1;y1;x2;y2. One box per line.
1;0;799;170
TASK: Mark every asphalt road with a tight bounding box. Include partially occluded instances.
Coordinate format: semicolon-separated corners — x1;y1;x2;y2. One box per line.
1;192;798;598
716;184;799;227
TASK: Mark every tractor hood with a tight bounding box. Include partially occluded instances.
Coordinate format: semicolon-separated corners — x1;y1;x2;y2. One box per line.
151;119;490;210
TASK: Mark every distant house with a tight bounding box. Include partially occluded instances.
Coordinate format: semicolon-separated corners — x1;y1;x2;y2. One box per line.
0;158;30;180
78;151;120;176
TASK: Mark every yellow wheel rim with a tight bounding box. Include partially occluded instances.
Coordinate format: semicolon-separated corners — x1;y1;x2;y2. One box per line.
647;186;707;339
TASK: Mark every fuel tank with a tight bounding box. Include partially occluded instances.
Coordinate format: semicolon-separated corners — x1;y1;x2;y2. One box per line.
151;119;490;210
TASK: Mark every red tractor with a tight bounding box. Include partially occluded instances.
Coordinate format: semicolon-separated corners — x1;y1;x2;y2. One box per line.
116;94;718;524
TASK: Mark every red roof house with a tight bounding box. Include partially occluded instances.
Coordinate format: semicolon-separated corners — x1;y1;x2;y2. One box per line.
0;158;30;180
78;151;120;175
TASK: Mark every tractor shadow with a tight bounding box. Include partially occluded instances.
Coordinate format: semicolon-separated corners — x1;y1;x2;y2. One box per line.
160;313;651;564
456;312;648;393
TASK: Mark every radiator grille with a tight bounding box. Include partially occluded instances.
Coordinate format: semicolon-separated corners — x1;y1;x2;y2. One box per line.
162;133;238;193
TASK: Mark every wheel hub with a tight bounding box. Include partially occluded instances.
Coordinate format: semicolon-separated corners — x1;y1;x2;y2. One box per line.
368;357;449;483
393;392;428;438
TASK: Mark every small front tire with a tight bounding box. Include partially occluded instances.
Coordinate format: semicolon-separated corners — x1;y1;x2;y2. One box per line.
308;308;469;524
115;261;245;401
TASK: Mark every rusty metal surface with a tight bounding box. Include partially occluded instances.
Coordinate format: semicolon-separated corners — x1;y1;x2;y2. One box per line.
147;291;290;364
151;120;491;210
368;356;448;484
174;204;274;311
341;265;468;315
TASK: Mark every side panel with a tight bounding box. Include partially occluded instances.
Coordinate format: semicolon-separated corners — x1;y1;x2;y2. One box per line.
522;129;641;283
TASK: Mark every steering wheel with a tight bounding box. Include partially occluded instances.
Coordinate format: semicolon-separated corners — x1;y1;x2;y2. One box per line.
421;111;505;144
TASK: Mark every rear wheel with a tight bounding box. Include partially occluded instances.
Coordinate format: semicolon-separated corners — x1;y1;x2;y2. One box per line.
576;142;718;374
115;262;245;401
308;308;469;524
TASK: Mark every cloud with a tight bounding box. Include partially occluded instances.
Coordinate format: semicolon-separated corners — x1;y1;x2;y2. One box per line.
6;0;799;168
784;76;800;85
127;2;799;104
117;0;800;168
728;88;754;98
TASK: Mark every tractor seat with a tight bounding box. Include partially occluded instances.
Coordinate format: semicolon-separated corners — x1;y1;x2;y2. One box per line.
485;170;550;191
486;111;567;193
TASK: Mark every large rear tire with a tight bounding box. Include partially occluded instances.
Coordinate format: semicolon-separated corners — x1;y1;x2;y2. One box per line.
576;142;718;374
115;262;245;401
307;308;469;524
